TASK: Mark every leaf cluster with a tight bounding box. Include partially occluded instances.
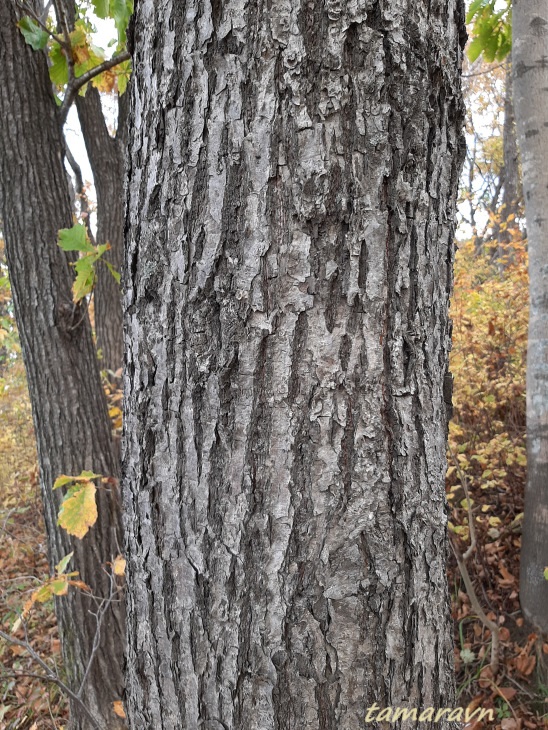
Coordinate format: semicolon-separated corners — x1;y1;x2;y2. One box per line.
57;223;120;303
17;1;132;97
466;0;512;63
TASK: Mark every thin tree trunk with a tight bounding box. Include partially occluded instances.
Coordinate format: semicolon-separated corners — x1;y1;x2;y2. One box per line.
493;59;521;257
0;2;126;726
123;0;466;727
513;0;548;635
61;0;125;375
501;62;520;220
75;89;125;375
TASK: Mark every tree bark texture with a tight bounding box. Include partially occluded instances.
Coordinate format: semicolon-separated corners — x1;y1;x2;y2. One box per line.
74;88;127;376
123;0;466;728
62;0;126;375
0;2;126;727
513;0;548;635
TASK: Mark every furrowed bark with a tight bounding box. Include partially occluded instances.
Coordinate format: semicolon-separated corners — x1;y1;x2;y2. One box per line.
75;87;126;375
513;0;548;635
0;2;126;727
64;0;125;374
123;0;466;728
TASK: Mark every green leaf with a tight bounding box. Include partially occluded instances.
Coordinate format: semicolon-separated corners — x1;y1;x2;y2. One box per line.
17;16;49;51
72;255;97;302
544;567;548;581
58;224;94;252
466;0;489;24
116;59;131;95
111;0;133;45
54;472;102;490
55;552;74;575
92;0;111;18
33;583;54;603
105;260;121;284
53;475;75;490
57;481;98;539
76;470;102;481
467;37;485;63
50;576;69;596
49;42;69;87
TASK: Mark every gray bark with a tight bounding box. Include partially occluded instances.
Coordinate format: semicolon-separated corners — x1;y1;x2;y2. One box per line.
75;86;126;375
501;62;520;221
123;0;466;728
513;0;548;635
0;2;126;727
493;60;521;256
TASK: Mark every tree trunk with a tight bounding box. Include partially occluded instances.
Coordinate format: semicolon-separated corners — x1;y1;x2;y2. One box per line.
0;2;126;727
493;59;521;256
501;62;520;221
64;0;125;375
123;0;466;727
75;88;125;374
513;0;548;635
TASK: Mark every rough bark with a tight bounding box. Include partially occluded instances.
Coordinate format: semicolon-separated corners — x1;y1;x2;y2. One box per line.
61;0;126;374
513;0;548;635
123;0;466;728
0;2;126;727
75;88;126;375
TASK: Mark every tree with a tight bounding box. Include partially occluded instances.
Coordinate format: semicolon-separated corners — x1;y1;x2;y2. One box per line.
123;0;467;726
467;0;548;636
0;2;125;727
76;85;127;373
513;0;548;635
61;0;130;374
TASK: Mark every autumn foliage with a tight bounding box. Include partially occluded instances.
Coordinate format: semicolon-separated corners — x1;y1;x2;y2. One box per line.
448;233;548;727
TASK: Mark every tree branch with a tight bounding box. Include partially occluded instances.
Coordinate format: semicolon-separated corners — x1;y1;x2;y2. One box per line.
59;51;131;125
0;628;101;729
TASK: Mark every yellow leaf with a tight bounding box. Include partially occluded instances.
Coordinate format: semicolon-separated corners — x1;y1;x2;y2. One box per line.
113;555;126;577
50;576;69;596
57;481;97;539
112;701;126;718
33;583;54;603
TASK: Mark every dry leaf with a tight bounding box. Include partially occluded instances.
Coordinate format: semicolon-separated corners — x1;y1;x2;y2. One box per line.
112;701;126;718
113;555;126;577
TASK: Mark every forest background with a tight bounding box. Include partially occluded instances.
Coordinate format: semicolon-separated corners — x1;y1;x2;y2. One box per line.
0;0;547;728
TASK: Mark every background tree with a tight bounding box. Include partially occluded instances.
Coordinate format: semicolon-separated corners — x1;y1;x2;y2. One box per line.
513;0;548;636
123;0;466;727
0;1;126;727
467;0;548;636
63;0;130;374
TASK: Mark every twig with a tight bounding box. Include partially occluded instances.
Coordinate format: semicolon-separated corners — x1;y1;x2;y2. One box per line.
449;444;500;674
63;140;96;246
58;51;131;124
450;540;500;676
487;678;519;723
77;570;118;697
15;0;65;45
0;628;101;729
41;0;54;23
449;445;476;559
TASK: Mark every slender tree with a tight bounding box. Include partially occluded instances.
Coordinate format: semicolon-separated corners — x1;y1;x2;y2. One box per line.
513;0;548;635
0;2;125;727
76;86;127;374
123;0;466;727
